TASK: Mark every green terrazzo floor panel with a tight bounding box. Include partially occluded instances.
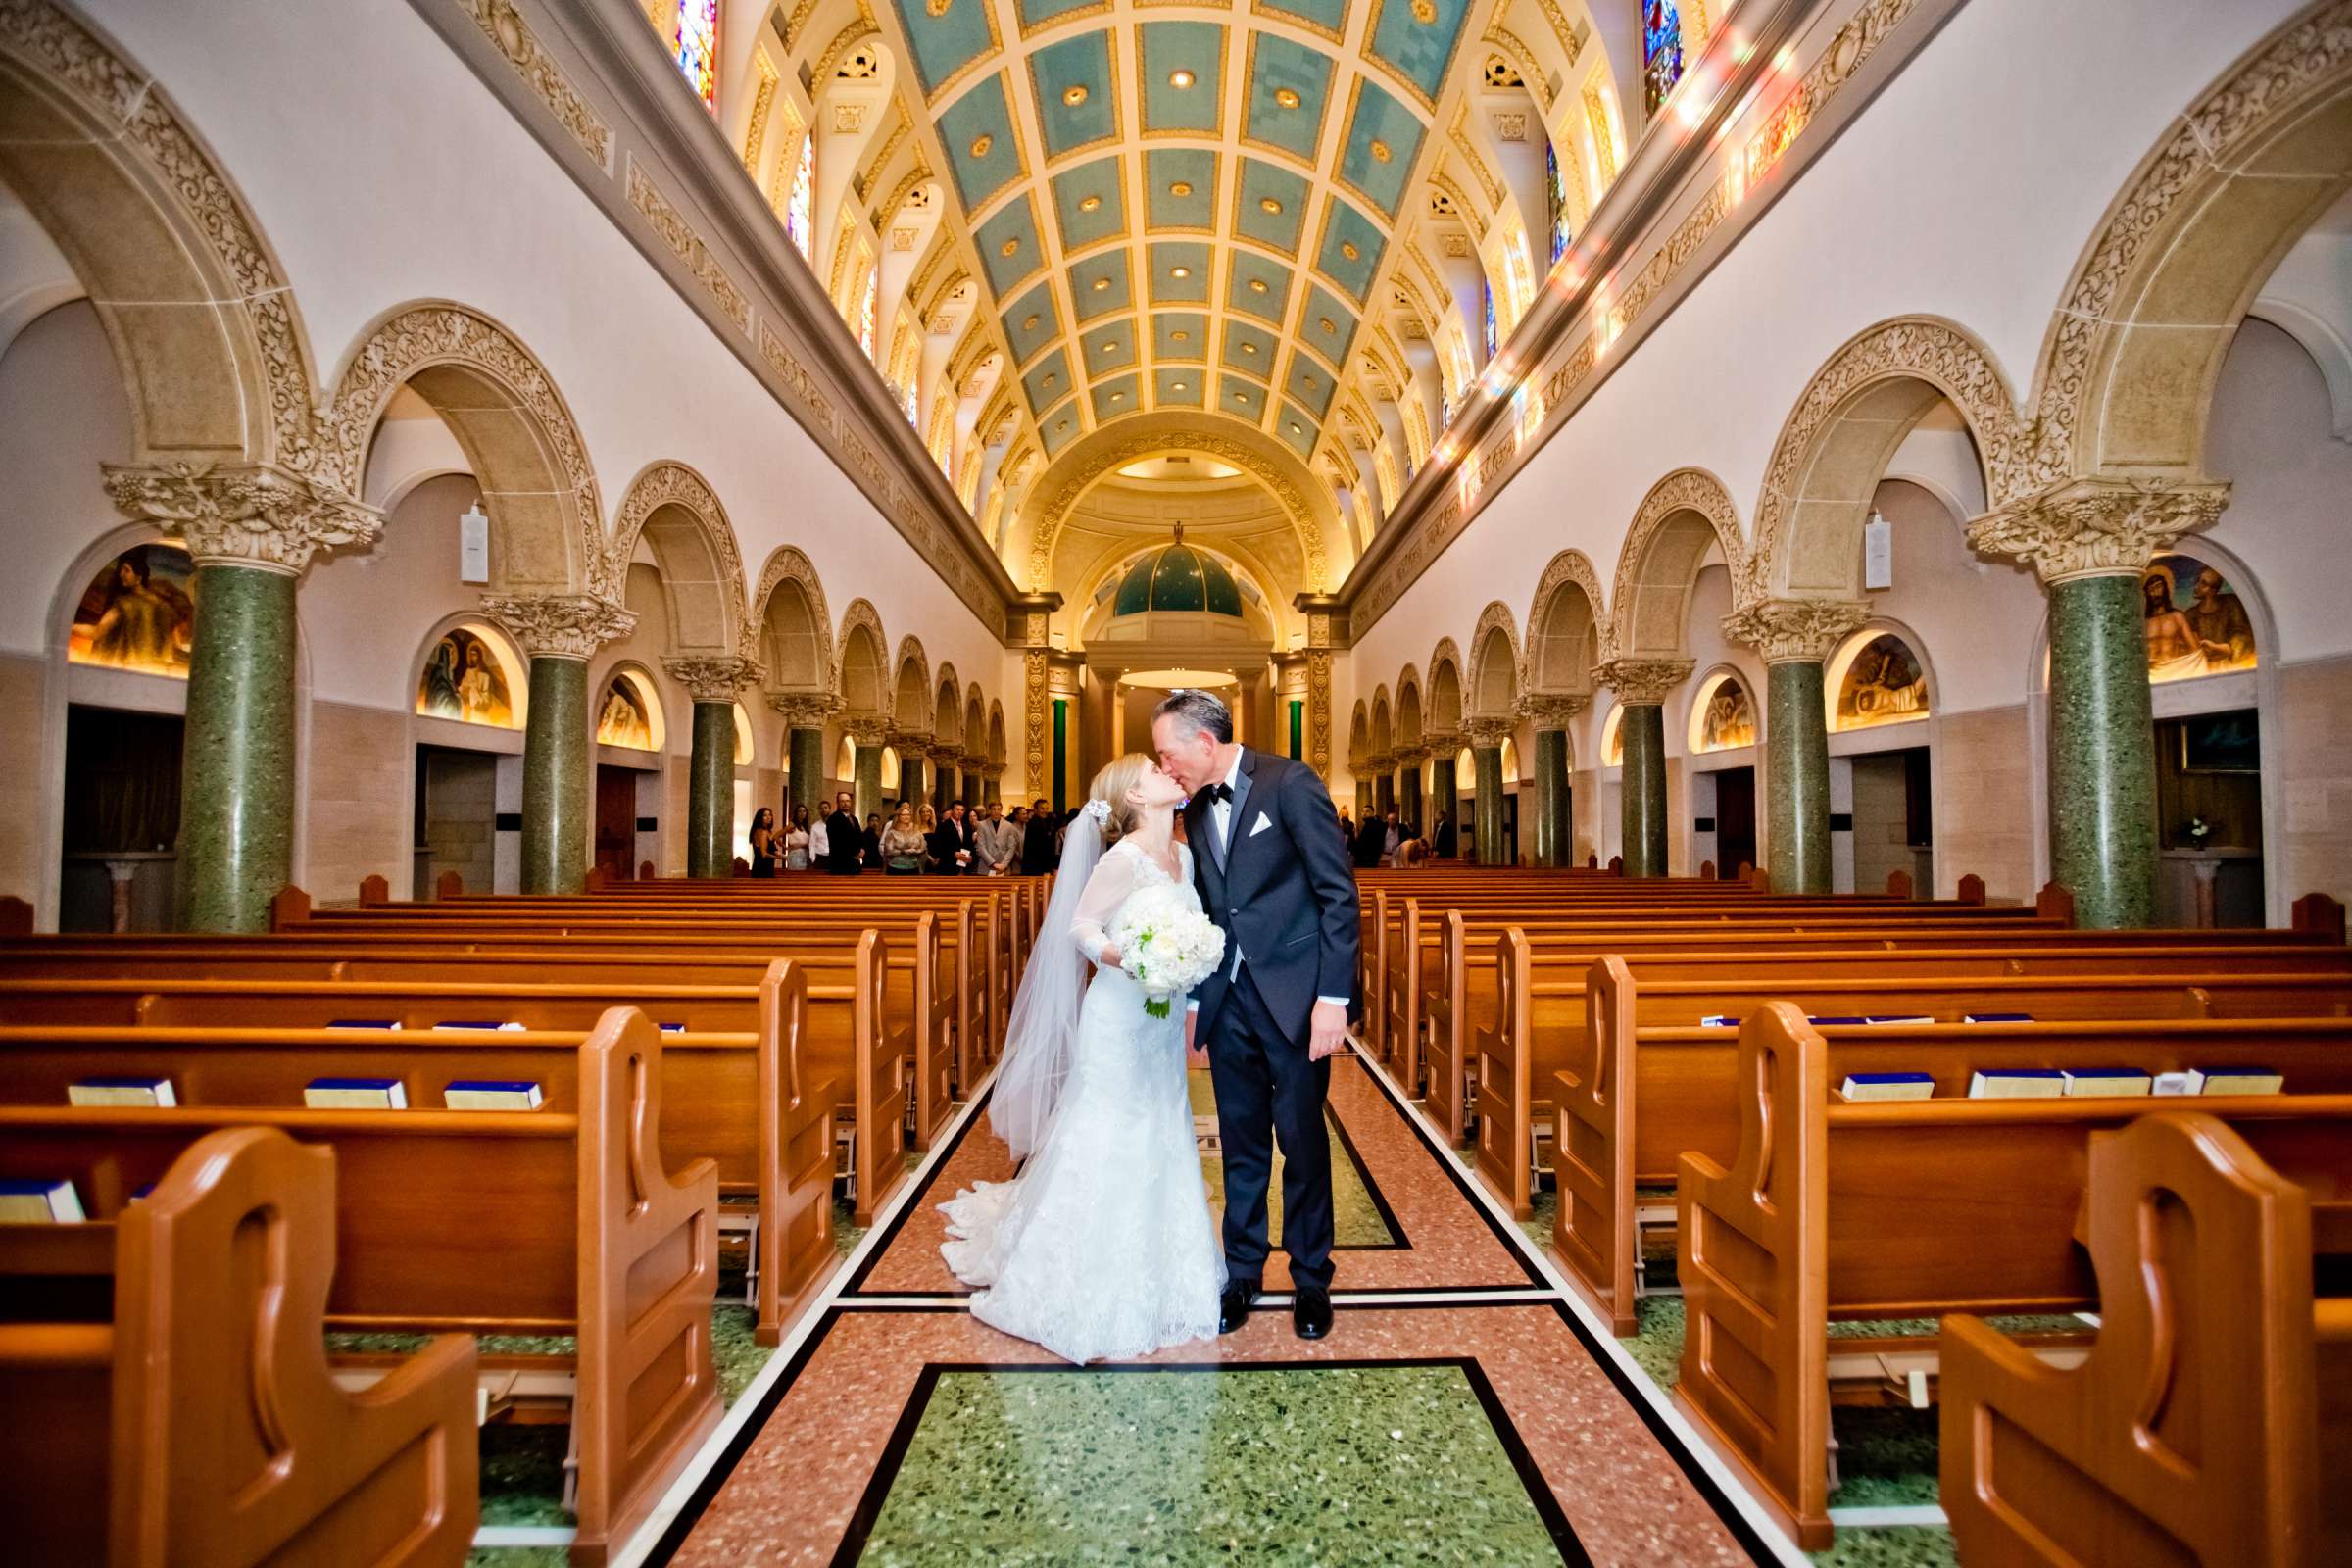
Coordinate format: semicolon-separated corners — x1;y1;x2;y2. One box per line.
855;1364;1567;1564
1189;1069;1396;1246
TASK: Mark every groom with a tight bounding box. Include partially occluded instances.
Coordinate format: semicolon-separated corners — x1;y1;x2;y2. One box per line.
1152;688;1360;1341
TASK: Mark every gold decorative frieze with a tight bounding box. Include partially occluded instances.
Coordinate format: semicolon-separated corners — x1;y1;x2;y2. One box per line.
453;0;612;171
627;158;752;334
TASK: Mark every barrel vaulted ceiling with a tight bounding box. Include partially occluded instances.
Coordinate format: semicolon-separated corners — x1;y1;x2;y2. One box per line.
880;0;1482;478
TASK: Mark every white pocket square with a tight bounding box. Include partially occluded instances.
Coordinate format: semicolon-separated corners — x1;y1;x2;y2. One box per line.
1250;811;1273;837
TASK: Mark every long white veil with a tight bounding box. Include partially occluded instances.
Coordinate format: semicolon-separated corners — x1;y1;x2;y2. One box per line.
990;803;1106;1159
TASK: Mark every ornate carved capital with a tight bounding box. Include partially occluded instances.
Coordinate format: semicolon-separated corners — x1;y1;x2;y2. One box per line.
103;462;380;575
842;713;892;746
1515;693;1590;728
1421;728;1466;756
1721;599;1873;664
1965;476;2230;585
481;592;635;661
1394;745;1432;768
1363;750;1396;773
887;728;932;757
1597;657;1694;707
1465;718;1515;750
767;690;838;728
663;654;763;703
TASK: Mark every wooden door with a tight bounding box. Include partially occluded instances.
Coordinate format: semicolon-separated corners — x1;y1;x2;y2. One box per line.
595;766;636;882
1715;766;1757;881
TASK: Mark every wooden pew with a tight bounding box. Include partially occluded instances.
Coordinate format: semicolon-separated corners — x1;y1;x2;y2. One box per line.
1940;1110;2351;1565
0;1006;716;1565
1674;1004;2352;1549
0;1126;479;1566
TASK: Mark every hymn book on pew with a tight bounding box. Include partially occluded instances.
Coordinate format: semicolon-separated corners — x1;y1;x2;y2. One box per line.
2177;1067;2284;1096
1968;1068;2067;1099
444;1080;544;1110
0;1177;85;1222
305;1077;408;1109
2060;1068;2153;1097
1838;1072;1935;1102
69;1074;175;1106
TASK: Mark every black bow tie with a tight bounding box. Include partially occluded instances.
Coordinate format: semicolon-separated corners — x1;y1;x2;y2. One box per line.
1201;782;1233;804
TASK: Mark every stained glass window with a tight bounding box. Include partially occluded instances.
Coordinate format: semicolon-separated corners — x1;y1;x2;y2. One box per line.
784;133;813;257
1643;1;1684;116
674;1;719;113
1544;142;1571;268
901;382;919;426
858;265;878;361
1482;280;1497;360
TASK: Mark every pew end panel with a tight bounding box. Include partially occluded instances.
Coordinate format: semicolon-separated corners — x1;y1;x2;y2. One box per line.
2293;891;2347;945
756;960;843;1346
1553;955;1639;1336
1470;928;1535;1220
1423;911;1471;1145
853;930;913;1225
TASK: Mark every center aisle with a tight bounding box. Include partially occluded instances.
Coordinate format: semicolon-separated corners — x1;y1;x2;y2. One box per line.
642;1050;1788;1566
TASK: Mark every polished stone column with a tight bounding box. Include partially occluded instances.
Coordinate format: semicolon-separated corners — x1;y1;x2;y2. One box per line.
847;718;889;822
104;463;381;931
931;750;959;814
1518;697;1585;868
960;754;983;813
1723;601;1870;896
899;746;925;813
1468;722;1511;865
1424;739;1459;858
771;692;835;824
488;593;637;893
1372;754;1396;818
1355;779;1373;820
667;656;762;878
1396;748;1427;832
1969;477;2230;927
1598;659;1691;878
981;765;1003;808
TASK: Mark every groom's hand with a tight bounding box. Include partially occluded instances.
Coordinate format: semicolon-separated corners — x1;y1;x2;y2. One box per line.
1307;999;1348;1062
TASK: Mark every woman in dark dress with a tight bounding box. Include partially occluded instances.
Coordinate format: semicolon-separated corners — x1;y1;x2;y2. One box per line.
748;806;778;878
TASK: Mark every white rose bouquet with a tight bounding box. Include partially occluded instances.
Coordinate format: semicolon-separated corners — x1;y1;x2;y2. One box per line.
1106;883;1226;1019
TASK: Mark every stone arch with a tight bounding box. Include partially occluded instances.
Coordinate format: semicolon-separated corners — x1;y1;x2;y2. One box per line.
0;1;317;470
1748;317;2027;601
1395;665;1424;747
2023;2;2352;489
892;636;931;733
1427;639;1465;734
836;599;888;714
932;664;962;745
1524;550;1607;696
752;546;835;692
1468;600;1523;718
987;702;1007;764
608;461;749;655
322;301;604;596
1369;685;1394;755
1608;469;1746;660
964;685;987;754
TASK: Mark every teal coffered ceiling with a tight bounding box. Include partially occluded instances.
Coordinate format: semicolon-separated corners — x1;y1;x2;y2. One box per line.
879;0;1479;463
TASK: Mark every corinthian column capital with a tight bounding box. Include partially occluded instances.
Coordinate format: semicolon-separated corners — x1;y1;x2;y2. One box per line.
1464;717;1514;750
1516;693;1591;728
1965;475;2230;585
1721;598;1873;664
1596;657;1694;707
768;690;839;728
662;654;764;703
841;713;892;746
480;592;636;661
102;461;381;575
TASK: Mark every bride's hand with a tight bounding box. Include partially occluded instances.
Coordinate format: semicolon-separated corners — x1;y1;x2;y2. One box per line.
1097;945;1121;969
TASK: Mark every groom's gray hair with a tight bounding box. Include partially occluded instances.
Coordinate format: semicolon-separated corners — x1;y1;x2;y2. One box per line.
1152;687;1233;744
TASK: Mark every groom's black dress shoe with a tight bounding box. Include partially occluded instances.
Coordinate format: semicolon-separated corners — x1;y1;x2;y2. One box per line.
1218;1282;1258;1335
1293;1287;1333;1340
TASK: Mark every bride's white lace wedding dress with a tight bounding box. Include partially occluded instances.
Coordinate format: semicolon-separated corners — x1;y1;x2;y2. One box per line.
939;837;1227;1362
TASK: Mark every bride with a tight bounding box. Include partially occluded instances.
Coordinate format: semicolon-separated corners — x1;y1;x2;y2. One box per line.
938;753;1226;1362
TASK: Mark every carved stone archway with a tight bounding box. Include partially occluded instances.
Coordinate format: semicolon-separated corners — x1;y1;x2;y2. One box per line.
1524;550;1609;697
752;546;836;693
1467;601;1523;719
609;460;750;655
1607;468;1747;661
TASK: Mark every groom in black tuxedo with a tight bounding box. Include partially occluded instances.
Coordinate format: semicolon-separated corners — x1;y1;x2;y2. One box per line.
1152;688;1359;1341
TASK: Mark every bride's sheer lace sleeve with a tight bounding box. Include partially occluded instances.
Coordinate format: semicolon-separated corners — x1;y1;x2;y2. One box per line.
1068;846;1140;964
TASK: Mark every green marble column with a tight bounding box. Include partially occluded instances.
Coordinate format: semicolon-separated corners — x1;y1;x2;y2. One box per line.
961;765;979;813
176;562;297;932
1619;705;1668;878
855;738;884;822
1355;780;1373;820
1401;764;1423;831
1375;771;1395;817
1765;662;1832;895
1531;730;1571;868
901;753;924;813
1428;755;1457;857
982;770;1002;807
1472;744;1507;865
521;656;590;893
935;760;958;814
787;726;826;820
2048;572;2159;928
686;700;732;878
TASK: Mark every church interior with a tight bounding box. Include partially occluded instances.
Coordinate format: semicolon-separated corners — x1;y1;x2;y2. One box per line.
3;0;2350;1562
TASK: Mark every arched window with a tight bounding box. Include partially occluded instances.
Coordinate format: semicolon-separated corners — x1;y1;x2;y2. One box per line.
674;1;719;113
1643;1;1685;115
1544;141;1571;267
784;133;814;257
1482;279;1497;360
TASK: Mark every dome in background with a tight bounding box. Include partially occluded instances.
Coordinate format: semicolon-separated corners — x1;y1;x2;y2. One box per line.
1110;527;1244;619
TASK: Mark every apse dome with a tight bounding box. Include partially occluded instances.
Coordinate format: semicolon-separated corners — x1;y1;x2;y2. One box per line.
1111;532;1244;619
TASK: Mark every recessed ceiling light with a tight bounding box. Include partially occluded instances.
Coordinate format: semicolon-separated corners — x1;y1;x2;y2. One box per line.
1079;194;1102;212
1171;265;1191;277
1110;391;1123;401
1169;69;1195;89
1172;380;1187;390
1290;422;1302;433
969;134;993;158
1249;277;1268;292
1242;341;1257;353
1063;84;1089;106
1259;196;1282;214
1169;180;1194;197
1275;87;1300;109
1172;329;1190;341
1092;277;1109;290
1000;237;1020;256
1101;339;1117;351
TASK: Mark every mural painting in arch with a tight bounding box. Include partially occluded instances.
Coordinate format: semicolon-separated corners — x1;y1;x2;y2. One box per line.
70;544;194;676
1601;707;1623;767
416;626;521;728
1691;673;1755;754
2143;554;2257;684
1833;634;1929;732
597;671;661;751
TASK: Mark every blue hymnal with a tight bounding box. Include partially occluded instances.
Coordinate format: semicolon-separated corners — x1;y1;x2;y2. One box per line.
445;1080;544;1110
432;1020;525;1032
0;1178;86;1223
326;1018;402;1030
1840;1072;1935;1102
1968;1068;2066;1100
1862;1015;1935;1026
304;1077;408;1109
1807;1015;1869;1027
1965;1013;2034;1024
1698;1014;1739;1028
660;1022;687;1034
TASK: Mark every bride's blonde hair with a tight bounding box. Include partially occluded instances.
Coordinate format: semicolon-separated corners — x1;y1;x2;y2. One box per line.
1087;753;1156;843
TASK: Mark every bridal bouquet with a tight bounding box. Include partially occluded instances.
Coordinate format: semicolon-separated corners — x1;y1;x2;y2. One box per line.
1106;884;1226;1018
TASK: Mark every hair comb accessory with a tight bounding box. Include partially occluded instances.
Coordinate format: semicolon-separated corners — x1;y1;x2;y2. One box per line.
1084;798;1112;824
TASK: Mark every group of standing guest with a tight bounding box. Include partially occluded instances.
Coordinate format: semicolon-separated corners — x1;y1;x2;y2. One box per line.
744;793;1071;876
1335;804;1455;869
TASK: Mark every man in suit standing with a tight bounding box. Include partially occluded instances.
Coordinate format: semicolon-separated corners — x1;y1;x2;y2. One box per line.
1152;688;1359;1343
1019;798;1057;875
1350;810;1387;870
823;791;862;875
1432;808;1456;859
928;801;973;874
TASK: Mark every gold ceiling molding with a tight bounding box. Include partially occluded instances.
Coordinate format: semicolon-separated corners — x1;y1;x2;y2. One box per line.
1026;427;1330;590
1481;26;1552;111
871;164;934;234
627;158;753;334
744;49;782;171
452;0;613;171
1446;103;1504;210
813;10;882;85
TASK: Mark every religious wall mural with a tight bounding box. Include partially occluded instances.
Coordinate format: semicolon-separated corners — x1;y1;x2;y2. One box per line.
70;544;194;676
1835;634;1930;730
416;627;518;728
1692;675;1756;752
597;672;658;750
2144;555;2257;683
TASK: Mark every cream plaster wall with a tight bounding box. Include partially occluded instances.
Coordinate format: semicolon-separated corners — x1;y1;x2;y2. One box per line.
304;699;412;902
